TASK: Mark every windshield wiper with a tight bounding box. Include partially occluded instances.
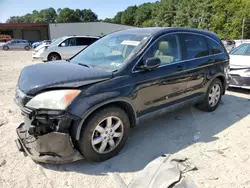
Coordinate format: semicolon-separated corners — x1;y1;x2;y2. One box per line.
77;63;91;68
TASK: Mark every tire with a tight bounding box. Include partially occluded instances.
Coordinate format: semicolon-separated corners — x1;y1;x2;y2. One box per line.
196;78;223;112
48;53;61;61
3;46;9;51
24;46;31;51
78;107;130;162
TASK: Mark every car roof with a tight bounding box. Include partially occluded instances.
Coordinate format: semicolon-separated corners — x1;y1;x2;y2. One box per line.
113;27;221;42
12;39;28;41
62;35;100;40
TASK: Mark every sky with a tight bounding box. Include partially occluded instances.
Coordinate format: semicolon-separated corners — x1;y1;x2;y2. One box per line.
0;0;156;23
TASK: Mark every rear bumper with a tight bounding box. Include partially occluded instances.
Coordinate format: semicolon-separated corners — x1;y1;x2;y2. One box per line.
16;123;83;164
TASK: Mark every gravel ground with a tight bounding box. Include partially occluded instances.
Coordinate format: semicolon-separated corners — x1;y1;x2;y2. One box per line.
0;51;250;188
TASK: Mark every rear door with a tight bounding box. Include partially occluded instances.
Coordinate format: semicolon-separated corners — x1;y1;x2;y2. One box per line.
76;37;96;49
180;33;210;100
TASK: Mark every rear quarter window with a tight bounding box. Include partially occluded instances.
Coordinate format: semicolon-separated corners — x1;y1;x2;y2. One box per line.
206;38;224;55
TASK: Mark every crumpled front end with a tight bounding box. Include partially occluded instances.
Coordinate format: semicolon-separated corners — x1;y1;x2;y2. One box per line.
15;89;83;164
229;68;250;89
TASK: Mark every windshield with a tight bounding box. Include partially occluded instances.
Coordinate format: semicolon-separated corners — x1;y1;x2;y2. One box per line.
50;37;64;46
71;32;151;71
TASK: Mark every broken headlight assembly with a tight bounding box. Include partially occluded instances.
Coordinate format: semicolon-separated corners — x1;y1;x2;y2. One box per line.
26;90;80;110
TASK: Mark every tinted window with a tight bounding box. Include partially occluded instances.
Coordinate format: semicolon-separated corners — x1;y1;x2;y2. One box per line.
76;37;94;46
143;34;182;66
63;38;76;46
230;44;250;55
183;34;209;59
207;39;223;54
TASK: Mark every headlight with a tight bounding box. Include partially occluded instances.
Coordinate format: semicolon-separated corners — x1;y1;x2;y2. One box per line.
26;90;80;110
36;46;48;53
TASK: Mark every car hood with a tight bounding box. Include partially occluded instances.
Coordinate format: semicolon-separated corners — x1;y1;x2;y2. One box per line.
35;44;50;51
18;61;113;95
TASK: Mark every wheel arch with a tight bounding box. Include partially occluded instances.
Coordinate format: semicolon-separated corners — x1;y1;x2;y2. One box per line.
215;75;226;94
48;52;61;61
72;99;137;141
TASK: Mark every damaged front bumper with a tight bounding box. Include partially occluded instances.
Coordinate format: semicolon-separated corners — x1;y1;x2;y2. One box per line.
15;108;83;164
229;68;250;89
16;123;83;164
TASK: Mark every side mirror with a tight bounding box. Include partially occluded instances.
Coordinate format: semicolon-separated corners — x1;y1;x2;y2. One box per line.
61;42;66;47
143;57;161;70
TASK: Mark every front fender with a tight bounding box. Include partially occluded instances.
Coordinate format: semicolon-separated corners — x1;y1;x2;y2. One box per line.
67;92;136;140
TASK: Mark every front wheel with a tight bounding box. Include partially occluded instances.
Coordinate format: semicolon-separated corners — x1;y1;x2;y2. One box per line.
78;107;130;162
3;46;9;50
48;53;61;61
196;78;222;112
24;46;31;51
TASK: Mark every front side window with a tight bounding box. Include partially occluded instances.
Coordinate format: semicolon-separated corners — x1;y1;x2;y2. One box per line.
183;34;209;59
62;38;76;47
207;39;224;54
229;44;250;55
142;34;182;66
71;32;151;71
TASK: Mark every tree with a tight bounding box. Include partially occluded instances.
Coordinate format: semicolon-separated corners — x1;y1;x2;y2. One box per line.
154;0;179;27
134;3;152;26
56;8;80;23
39;8;57;23
121;6;138;25
6;16;24;23
81;9;98;22
104;18;112;23
112;12;123;24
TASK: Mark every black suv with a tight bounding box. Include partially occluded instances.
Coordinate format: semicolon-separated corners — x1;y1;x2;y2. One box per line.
15;28;229;163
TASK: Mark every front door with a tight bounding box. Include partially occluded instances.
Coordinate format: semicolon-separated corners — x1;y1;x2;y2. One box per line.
58;37;80;59
8;40;18;49
132;34;189;117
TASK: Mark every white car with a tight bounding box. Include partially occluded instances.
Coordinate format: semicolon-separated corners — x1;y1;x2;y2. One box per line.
229;43;250;89
32;36;99;61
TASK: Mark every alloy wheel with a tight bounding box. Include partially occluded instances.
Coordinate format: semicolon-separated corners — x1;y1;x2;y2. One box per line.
50;55;59;61
208;83;221;107
91;116;124;154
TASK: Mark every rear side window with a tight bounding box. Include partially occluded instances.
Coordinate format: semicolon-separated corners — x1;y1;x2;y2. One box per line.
76;37;95;46
207;39;224;54
182;34;209;59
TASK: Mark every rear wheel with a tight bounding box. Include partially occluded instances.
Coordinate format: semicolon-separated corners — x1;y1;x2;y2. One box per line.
48;53;61;61
24;46;31;51
78;107;130;162
196;78;222;112
3;46;9;50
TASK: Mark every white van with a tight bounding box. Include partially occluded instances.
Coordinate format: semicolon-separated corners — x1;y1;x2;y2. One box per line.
32;35;99;61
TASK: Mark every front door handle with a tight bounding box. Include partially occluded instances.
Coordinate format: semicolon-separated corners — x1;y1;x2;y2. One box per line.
177;65;184;71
